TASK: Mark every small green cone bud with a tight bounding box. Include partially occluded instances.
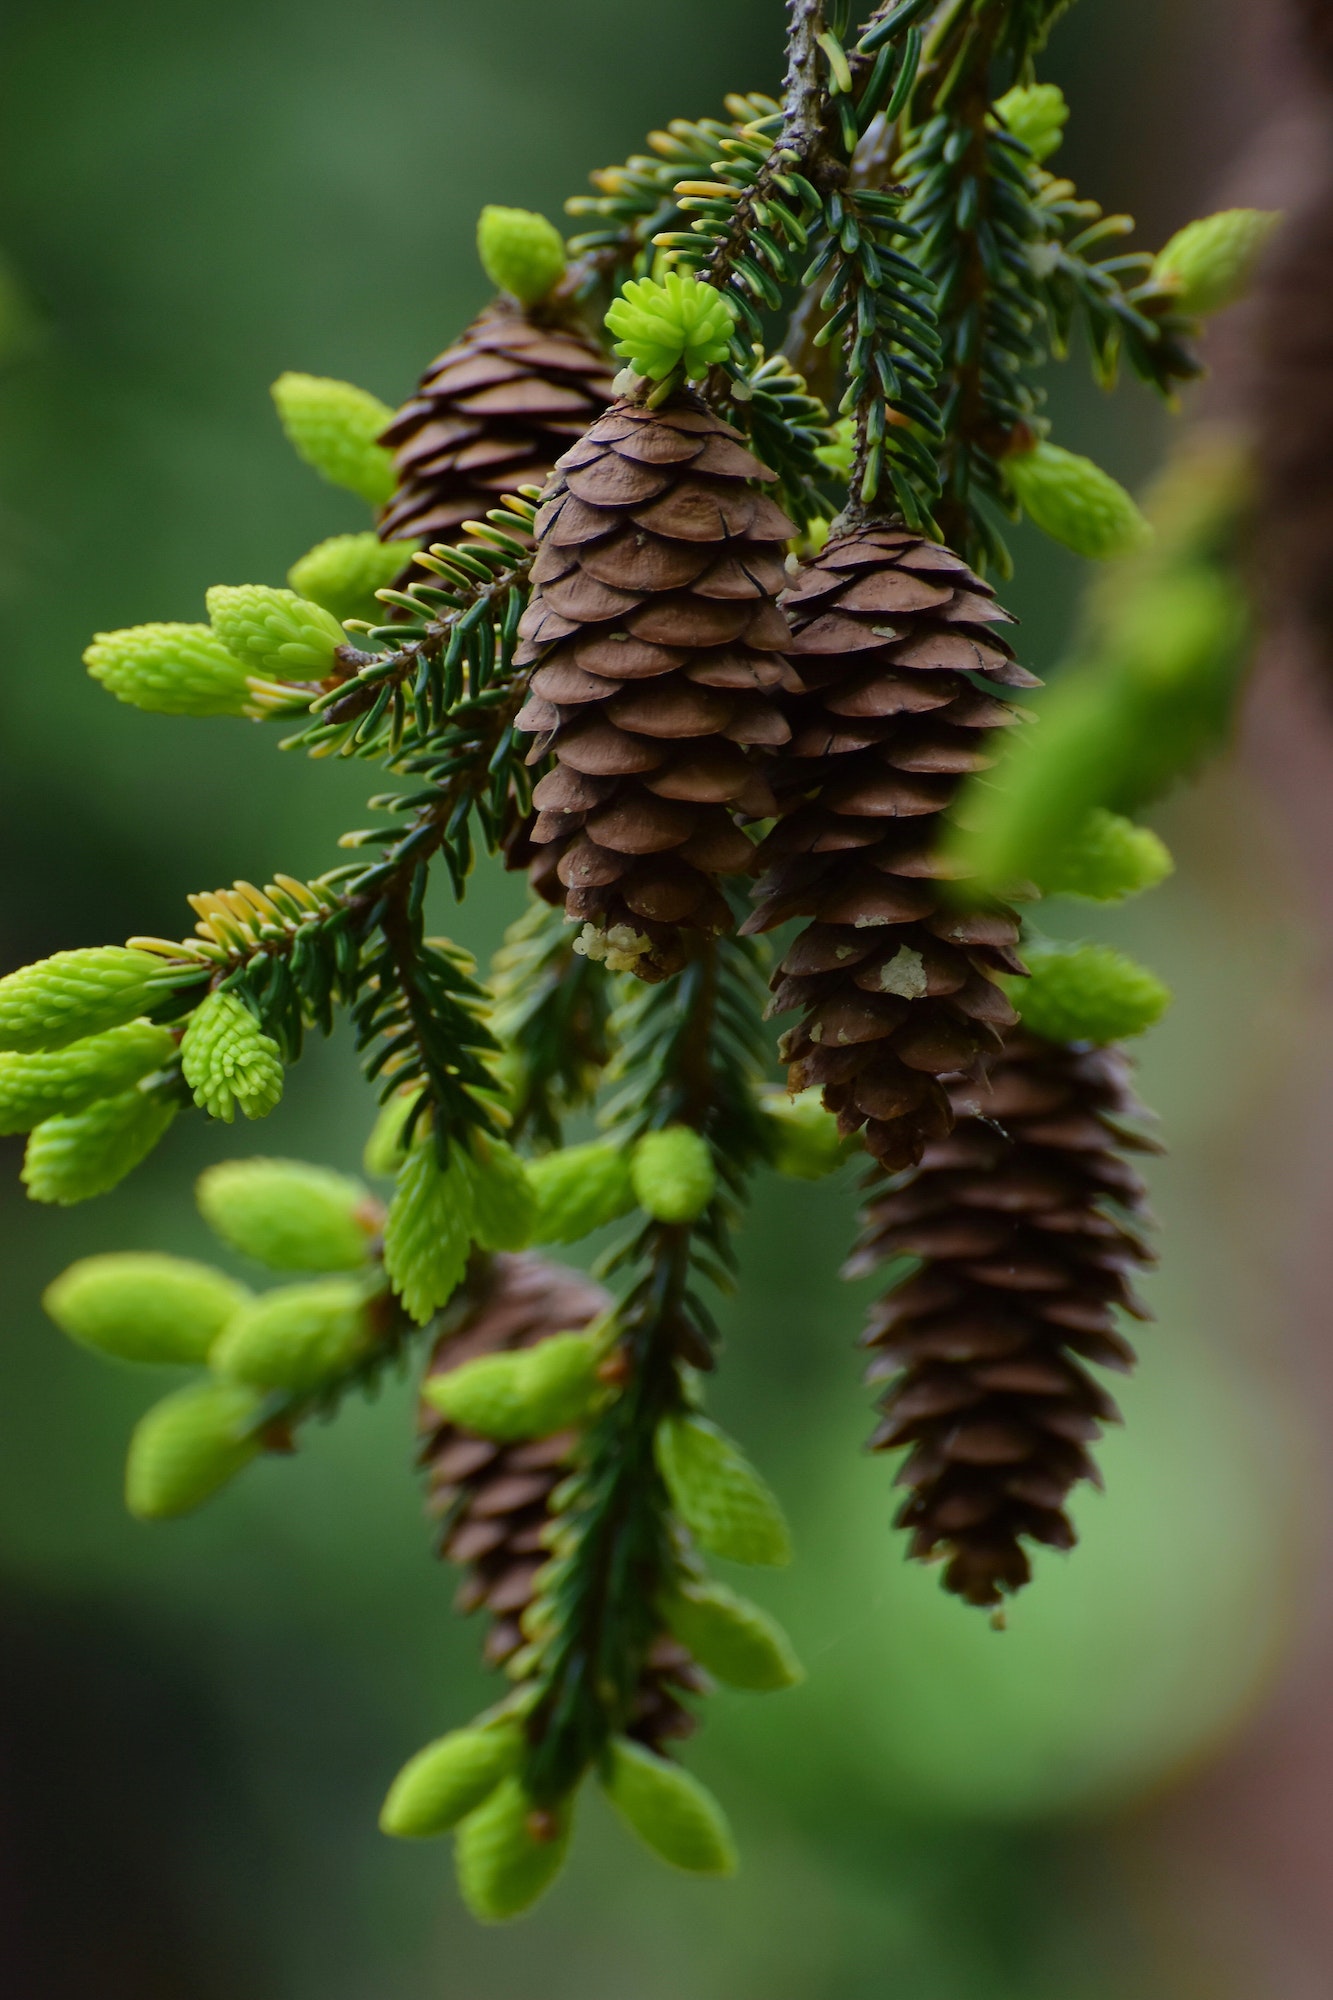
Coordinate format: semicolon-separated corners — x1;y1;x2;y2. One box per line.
631;1126;716;1223
0;947;184;1055
663;1580;803;1692
605;273;736;383
421;1332;599;1442
196;1157;375;1271
270;371;396;506
206;585;345;679
287;533;421;625
813;415;854;481
0;1020;174;1135
1033;808;1174;903
211;1278;375;1394
1005;440;1152;561
1013;941;1171;1044
467;1134;535;1252
84;622;253;717
380;1725;523;1839
602;1738;736;1876
363;1089;419;1179
180;991;283;1124
455;1776;572;1923
383;1140;475;1324
760;1087;848;1181
527;1140;634;1244
995;82;1068;162
656;1415;791;1567
476;206;568;307
125;1379;264;1520
43;1252;250;1366
1153;208;1281;317
23;1088;176;1205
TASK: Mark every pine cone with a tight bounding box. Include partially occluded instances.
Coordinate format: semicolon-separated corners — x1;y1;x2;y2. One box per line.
376;301;618;549
745;525;1037;1169
417;1252;707;1743
846;1030;1159;1608
513;391;798;980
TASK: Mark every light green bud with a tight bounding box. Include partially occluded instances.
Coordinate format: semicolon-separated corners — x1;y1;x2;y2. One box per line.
383;1140;475;1324
468;1134;536;1252
206;585;346;678
656;1414;791;1567
23;1088;176;1205
455;1776;571;1922
380;1724;523;1839
0;1020;174;1134
0;946;183;1055
813;415;854;481
270;371;396;506
631;1126;716;1223
180;991;283;1124
1033;808;1174;903
43;1252;250;1366
1014;941;1171;1045
196;1157;375;1271
1153;208;1281;317
995;82;1069;162
125;1379;265;1520
602;1738;736;1876
211;1277;375;1394
476;205;568;307
363;1088;420;1178
663;1579;803;1692
422;1332;599;1442
1005;440;1151;561
760;1087;848;1180
287;533;420;625
84;622;253;717
527;1140;634;1244
605;273;736;382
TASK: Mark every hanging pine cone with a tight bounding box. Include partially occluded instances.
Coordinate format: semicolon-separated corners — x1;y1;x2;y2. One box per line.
376;301;618;549
745;524;1037;1169
418;1251;707;1745
512;391;797;981
846;1030;1159;1608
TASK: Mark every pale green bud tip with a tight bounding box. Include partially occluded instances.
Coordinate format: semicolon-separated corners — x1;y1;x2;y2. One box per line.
605;273;736;382
664;1579;803;1692
23;1089;176;1205
0;1020;174;1135
383;1142;474;1324
180;991;284;1125
362;1089;419;1179
995;82;1069;162
454;1777;572;1922
1015;942;1172;1045
603;1739;736;1876
468;1134;536;1253
84;622;252;718
1005;440;1151;561
380;1725;522;1838
760;1087;847;1180
197;1157;375;1271
43;1253;249;1366
1034;808;1174;903
656;1414;792;1567
125;1380;265;1520
526;1139;633;1245
210;1277;374;1394
630;1126;716;1223
1153;208;1281;318
206;585;345;679
422;1331;599;1442
270;371;397;506
287;534;420;625
813;416;854;481
0;946;180;1055
476;206;567;307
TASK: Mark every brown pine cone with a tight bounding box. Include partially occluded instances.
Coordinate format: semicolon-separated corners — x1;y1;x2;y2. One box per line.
376;300;617;549
512;391;798;980
744;524;1037;1170
846;1030;1159;1608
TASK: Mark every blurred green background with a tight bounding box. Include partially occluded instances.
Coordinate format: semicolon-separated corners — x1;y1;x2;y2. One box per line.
0;2;1315;1995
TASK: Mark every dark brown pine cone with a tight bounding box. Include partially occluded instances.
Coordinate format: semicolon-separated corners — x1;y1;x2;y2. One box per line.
376;300;617;549
846;1030;1160;1608
512;391;798;981
744;524;1037;1170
